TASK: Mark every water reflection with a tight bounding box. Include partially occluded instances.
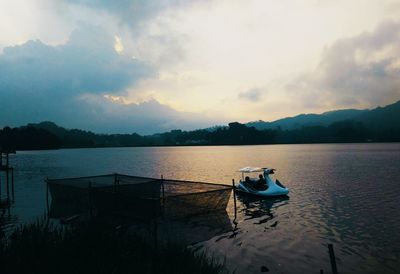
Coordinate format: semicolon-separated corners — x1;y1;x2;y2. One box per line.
209;195;290;244
195;195;291;273
49;206;234;247
157;210;233;246
237;195;289;225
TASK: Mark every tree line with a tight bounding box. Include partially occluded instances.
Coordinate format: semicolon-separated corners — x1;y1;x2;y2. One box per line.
1;120;399;151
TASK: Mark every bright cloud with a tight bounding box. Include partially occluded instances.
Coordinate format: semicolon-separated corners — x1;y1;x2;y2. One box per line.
114;36;124;54
115;0;400;121
287;21;400;110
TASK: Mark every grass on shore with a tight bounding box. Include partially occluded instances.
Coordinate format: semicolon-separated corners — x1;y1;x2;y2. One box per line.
0;219;227;274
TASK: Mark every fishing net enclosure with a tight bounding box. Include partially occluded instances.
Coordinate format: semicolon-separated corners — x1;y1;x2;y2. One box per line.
47;173;232;220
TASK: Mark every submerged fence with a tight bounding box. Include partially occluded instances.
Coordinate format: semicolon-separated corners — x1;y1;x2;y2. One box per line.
47;173;232;220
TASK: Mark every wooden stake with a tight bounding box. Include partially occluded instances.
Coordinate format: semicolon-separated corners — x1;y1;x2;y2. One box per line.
11;168;14;201
6;167;9;200
46;178;49;216
161;175;165;202
328;244;338;274
232;179;237;220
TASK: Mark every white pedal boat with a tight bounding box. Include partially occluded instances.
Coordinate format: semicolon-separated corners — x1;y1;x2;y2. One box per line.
236;167;289;197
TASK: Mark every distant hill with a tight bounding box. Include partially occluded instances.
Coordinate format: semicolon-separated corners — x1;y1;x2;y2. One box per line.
354;100;400;131
27;121;97;147
0;125;60;150
247;101;400;130
27;121;147;148
1;100;399;150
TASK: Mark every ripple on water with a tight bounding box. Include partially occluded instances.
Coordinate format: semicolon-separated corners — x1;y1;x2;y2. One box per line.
3;143;400;274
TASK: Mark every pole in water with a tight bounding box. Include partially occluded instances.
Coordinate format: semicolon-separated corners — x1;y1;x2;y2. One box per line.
161;175;165;201
6;168;10;200
11;168;14;201
160;175;165;218
46;178;49;216
232;179;237;221
328;243;338;274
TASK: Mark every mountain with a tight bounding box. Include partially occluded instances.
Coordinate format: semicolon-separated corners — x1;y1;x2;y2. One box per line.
355;100;400;131
2;99;399;150
27;121;97;147
247;109;368;130
246;101;400;130
0;125;60;150
27;121;147;148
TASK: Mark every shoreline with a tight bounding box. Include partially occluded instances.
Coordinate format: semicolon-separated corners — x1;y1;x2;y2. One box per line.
12;141;400;152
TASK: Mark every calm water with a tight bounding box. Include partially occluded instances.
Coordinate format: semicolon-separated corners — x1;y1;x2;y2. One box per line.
1;143;400;273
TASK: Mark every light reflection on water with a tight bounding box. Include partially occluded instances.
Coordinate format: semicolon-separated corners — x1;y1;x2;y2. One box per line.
1;143;400;273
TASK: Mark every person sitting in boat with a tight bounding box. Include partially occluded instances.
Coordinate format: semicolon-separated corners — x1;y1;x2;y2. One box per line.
244;176;252;187
243;176;259;191
255;174;268;190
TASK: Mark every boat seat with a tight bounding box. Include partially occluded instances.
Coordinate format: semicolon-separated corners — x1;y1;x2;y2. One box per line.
242;181;258;192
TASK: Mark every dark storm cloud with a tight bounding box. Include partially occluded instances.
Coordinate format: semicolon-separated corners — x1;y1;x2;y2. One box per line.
0;24;214;133
0;24;150;96
287;21;400;108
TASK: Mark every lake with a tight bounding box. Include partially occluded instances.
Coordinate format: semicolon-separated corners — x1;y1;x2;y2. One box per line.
1;143;399;273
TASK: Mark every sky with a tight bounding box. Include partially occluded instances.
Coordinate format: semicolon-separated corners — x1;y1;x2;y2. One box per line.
1;0;400;134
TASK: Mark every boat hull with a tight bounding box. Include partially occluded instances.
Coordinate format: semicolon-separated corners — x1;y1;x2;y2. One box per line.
235;187;289;197
236;181;289;197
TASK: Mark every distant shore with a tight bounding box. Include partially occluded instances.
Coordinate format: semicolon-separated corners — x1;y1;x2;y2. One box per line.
13;140;397;151
1;121;399;151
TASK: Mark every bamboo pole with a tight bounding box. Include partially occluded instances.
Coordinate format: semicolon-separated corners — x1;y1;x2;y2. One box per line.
160;175;165;218
46;178;49;216
328;244;338;274
6;167;9;200
232;179;237;220
2;152;9;200
161;175;165;202
11;168;14;201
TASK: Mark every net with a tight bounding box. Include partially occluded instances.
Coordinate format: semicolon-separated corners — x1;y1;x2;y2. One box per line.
47;173;232;220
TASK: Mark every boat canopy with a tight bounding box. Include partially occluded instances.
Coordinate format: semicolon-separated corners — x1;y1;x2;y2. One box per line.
239;167;276;173
239;167;264;173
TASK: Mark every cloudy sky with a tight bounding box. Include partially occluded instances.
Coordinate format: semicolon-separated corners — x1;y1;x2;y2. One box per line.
1;0;400;134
